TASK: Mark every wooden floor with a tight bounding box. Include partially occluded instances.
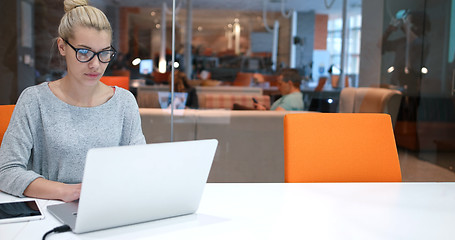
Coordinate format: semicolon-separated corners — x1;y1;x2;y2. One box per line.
399;148;455;182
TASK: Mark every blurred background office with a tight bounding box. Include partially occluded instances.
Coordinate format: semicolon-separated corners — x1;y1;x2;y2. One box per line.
1;0;454;180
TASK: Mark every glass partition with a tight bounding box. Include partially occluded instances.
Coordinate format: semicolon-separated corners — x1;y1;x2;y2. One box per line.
381;0;455;172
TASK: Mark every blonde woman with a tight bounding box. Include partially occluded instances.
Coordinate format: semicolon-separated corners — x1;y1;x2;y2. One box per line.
0;0;145;202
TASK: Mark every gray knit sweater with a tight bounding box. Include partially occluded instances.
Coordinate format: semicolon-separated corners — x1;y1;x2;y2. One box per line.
0;82;146;197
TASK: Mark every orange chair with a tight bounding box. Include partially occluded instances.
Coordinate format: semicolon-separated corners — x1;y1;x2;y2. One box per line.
112;69;131;78
100;76;130;90
233;72;254;86
256;73;279;87
152;71;171;84
284;113;402;182
0;105;15;146
330;75;349;88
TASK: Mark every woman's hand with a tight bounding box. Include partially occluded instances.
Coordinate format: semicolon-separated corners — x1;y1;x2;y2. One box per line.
24;178;81;202
58;183;82;202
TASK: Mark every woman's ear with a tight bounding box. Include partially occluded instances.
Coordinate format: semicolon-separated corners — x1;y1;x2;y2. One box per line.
57;38;66;56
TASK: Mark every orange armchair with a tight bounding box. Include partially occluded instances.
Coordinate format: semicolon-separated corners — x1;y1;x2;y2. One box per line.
0;105;15;146
330;75;349;88
152;71;171;84
284;113;402;182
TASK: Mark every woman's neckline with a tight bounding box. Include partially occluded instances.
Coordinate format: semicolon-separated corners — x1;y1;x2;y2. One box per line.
44;82;117;109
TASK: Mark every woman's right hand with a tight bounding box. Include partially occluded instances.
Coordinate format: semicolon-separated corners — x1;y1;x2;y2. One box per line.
24;178;81;202
58;183;82;202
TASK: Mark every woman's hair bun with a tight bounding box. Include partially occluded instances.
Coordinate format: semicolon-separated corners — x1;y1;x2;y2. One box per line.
58;0;111;41
63;0;89;13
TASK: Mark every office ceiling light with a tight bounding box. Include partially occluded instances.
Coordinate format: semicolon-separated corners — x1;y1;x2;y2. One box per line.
158;59;167;73
132;58;141;66
421;67;428;74
234;22;241;34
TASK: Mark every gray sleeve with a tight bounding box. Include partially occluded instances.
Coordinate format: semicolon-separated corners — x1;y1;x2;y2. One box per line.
0;88;43;197
120;89;146;146
128;106;146;145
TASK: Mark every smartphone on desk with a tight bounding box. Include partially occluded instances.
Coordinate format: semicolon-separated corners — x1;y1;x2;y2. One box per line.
0;200;45;224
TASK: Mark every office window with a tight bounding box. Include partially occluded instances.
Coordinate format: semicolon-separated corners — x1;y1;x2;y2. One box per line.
327;15;362;77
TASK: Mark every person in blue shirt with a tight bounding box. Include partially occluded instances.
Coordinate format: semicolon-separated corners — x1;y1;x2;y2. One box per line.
254;68;304;111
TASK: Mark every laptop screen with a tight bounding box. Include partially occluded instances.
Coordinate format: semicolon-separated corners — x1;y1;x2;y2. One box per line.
157;91;188;109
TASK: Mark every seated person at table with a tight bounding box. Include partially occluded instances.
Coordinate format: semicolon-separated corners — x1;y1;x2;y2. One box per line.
234;68;304;111
0;0;145;202
168;70;199;109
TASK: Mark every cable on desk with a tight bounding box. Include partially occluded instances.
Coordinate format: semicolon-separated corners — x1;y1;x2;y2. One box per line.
42;225;71;240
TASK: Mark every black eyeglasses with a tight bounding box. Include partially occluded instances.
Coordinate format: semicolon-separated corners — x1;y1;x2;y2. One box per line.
63;39;117;63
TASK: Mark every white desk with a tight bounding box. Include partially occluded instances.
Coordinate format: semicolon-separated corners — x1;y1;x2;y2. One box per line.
1;183;454;240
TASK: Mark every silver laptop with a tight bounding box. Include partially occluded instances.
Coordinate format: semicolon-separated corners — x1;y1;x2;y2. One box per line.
47;139;218;233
